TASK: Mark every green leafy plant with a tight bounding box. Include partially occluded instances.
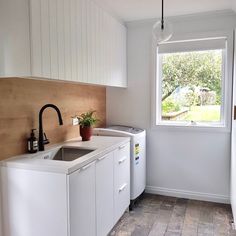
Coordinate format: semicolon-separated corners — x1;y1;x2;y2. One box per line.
78;110;99;128
162;99;181;114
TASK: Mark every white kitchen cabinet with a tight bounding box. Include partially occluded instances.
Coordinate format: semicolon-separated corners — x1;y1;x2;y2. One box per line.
0;141;130;236
0;0;127;87
114;143;130;224
69;162;96;236
1;161;97;236
0;167;68;236
29;0;127;87
0;0;31;77
95;152;114;236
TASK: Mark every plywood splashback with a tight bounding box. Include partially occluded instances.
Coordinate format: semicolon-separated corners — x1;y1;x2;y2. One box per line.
0;78;106;160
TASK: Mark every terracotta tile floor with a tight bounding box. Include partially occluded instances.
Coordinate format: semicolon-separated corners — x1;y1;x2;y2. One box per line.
110;193;236;236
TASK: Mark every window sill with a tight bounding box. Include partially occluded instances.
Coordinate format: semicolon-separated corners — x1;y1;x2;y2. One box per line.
152;122;231;133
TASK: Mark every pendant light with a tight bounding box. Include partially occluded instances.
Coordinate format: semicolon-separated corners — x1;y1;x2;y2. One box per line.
153;0;172;44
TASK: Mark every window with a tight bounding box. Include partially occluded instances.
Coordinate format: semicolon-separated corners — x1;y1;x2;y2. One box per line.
156;37;228;127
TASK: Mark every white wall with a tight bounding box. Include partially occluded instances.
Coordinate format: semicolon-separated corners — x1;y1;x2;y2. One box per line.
231;30;236;222
107;10;236;203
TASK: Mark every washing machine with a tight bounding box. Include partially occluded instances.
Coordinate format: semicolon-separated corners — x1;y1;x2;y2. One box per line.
93;126;146;209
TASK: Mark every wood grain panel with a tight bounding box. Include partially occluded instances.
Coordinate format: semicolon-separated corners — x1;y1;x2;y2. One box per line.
0;78;106;160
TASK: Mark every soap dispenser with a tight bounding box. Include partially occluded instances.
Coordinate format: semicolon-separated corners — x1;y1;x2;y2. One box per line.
28;129;38;153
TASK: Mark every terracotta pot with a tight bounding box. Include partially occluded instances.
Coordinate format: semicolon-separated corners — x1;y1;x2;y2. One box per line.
80;126;92;141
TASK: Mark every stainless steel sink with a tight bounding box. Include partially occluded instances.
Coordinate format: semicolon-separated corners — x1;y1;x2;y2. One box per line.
52;147;95;161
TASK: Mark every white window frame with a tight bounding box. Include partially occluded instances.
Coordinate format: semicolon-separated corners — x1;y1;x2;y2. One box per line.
151;30;234;132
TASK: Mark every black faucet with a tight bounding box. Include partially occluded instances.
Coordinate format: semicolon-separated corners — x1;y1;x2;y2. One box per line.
38;104;63;151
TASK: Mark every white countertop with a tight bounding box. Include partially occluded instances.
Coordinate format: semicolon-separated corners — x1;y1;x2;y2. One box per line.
0;136;130;174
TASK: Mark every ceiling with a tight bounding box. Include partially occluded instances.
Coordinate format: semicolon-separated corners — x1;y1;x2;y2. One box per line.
93;0;235;22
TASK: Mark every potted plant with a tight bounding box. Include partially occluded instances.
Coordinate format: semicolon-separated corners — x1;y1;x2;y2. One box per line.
78;110;99;141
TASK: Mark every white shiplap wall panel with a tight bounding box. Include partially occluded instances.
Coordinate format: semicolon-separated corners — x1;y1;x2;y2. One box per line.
107;13;112;86
111;18;119;86
87;0;92;83
112;19;118;85
57;0;65;80
30;0;127;87
64;0;72;81
102;11;107;85
30;0;42;77
0;0;31;77
70;0;77;81
117;23;123;86
122;25;127;87
103;11;108;86
41;0;51;78
49;0;59;79
94;4;100;84
106;12;112;85
81;0;88;83
97;6;104;85
76;0;83;83
90;2;96;84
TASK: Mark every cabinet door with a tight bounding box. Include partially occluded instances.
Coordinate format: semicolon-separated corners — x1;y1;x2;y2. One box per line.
108;19;127;87
29;0;127;87
114;143;130;224
30;0;42;77
93;9;127;87
95;152;114;236
0;0;31;77
1;167;68;236
69;162;96;236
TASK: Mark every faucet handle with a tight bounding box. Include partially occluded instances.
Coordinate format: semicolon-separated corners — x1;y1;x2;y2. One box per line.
43;133;50;145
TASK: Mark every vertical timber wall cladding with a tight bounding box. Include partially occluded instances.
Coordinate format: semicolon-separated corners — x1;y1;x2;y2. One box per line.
0;78;106;160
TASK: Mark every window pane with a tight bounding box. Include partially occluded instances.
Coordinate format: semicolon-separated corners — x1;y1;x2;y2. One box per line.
160;50;223;123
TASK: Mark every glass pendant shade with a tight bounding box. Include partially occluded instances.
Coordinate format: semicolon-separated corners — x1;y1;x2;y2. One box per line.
153;20;173;45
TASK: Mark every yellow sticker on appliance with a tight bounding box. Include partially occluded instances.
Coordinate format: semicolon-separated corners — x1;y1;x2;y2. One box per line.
135;144;140;155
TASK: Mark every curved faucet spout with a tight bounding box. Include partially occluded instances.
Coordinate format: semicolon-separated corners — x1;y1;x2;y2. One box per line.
38;104;63;151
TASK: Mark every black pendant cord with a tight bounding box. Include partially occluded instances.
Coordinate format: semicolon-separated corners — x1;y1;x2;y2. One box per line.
161;0;164;30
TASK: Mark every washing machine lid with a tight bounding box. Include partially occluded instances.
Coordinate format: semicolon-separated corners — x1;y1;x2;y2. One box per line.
107;125;144;134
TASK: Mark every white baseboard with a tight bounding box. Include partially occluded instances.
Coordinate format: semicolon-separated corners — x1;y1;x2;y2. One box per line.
145;186;230;204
